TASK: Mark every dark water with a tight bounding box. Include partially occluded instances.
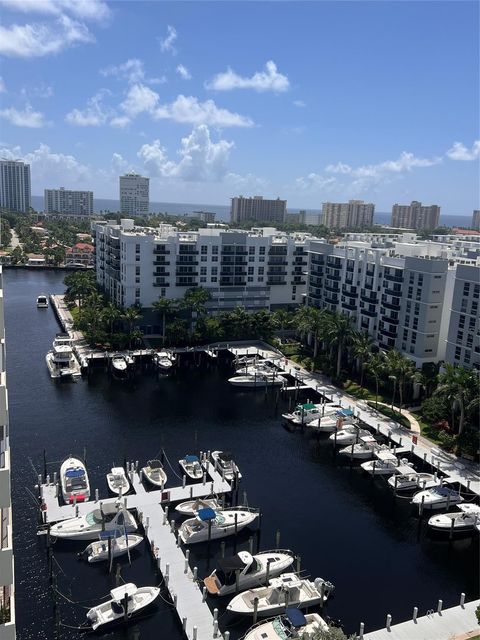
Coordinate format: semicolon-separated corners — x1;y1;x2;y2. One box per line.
5;269;478;639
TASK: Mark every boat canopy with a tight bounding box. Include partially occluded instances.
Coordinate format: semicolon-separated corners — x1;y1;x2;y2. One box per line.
148;460;163;469
285;608;307;627
99;530;124;541
217;554;250;573
198;507;216;521
218;452;233;462
185;455;199;463
110;583;136;601
65;468;85;478
111;467;125;475
338;408;354;417
298;403;316;410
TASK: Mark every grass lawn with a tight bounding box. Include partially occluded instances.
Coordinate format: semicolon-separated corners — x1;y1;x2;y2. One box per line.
411;410;445;447
69;305;80;322
344;381;390;405
367;401;411;429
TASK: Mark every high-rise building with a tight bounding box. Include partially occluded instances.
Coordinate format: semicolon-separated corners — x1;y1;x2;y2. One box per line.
230;196;287;224
445;265;480;370
194;211;216;223
472;210;480;231
0;160;31;213
391;201;440;230
321;200;375;230
119;173;149;216
44;188;93;216
0;268;15;640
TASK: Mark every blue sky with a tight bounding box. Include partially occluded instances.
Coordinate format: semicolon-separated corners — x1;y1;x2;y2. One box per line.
0;0;478;214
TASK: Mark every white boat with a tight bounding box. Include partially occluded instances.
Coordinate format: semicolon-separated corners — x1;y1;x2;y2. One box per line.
85;583;159;631
36;295;49;308
228;374;284;388
141;459;167;488
50;503;137;541
179;455;203;481
82;532;143;563
361;457;413;476
154;350;176;371
411;485;464;510
212;450;242;481
111;355;128;374
204;550;296;596
387;472;439;492
329;426;371;446
179;507;259;545
227;573;334;617
175;497;221;517
46;337;81;379
428;504;480;533
107;467;130;495
244;610;329;640
60;456;90;504
339;435;379;459
282;403;322;425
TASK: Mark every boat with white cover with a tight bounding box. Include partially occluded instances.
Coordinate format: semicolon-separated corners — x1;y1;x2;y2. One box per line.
387;472;439;492
228;373;285;388
111;354;128;374
50;503;137;541
204;550;295;596
329;426;371;446
179;507;259;545
141;460;167;487
428;504;480;533
243;609;329;640
85;583;159;631
154;350;176;371
179;455;203;480
411;485;464;510
282;403;322;425
176;497;221;517
46;337;81;379
212;450;242;481
82;532;143;563
339;435;379;459
107;467;130;495
227;572;334;617
361;456;413;476
37;294;49;308
60;456;90;504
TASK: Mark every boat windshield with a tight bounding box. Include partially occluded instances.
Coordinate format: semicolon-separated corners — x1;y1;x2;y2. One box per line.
86;511;103;525
272;617;290;639
68;477;87;490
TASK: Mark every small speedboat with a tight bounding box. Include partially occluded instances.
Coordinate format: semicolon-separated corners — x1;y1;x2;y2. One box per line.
243;609;329;640
227;573;334;617
154;350;175;371
228;374;284;388
338;436;378;460
85;583;159;631
329;426;371;446
60;456;90;504
411;485;464;510
111;355;128;374
428;504;480;533
179;507;259;545
387;472;439;492
361;458;413;476
141;460;167;488
179;455;203;481
50;503;137;541
37;294;49;308
107;467;130;495
175;497;221;517
212;450;242;481
204;550;295;596
282;403;322;425
82;532;143;563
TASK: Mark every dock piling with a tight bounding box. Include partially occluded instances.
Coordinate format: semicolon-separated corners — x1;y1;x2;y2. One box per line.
413;606;418;622
386;614;392;631
193;566;198;581
182;617;187;631
275;529;281;548
193;627;197;640
253;597;259;624
202;586;207;602
182;475;186;489
359;622;364;639
460;593;465;608
221;541;225;558
437;599;443;614
296;555;301;573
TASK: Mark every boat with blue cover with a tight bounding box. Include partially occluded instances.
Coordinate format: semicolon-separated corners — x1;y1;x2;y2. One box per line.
243;608;329;639
179;506;259;544
60;456;90;503
179;454;203;480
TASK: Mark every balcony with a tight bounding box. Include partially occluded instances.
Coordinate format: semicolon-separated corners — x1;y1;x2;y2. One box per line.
324;295;339;305
153;282;170;287
361;308;376;318
383;286;402;297
384;273;403;283
176;259;199;265
379;326;398;339
311;258;324;267
294;260;308;266
176;281;197;287
176;271;198;277
326;272;341;281
153;248;170;255
382;299;401;311
268;259;288;265
267;270;287;276
153;260;170;266
267;279;287;286
342;302;357;311
381;314;399;325
361;293;376;304
324;283;340;294
308;291;323;300
178;249;199;255
153;271;170;277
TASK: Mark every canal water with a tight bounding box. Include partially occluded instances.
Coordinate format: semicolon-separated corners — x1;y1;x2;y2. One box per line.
5;269;479;640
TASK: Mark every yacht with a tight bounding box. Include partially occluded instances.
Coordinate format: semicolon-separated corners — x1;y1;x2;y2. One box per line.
228;373;285;388
227;573;334;617
338;435;379;459
428;504;480;533
111;355;128;375
85;584;160;631
204;550;295;596
36;295;49;308
106;467;130;495
243;610;329;640
46;337;81;379
82;532;143;563
387;472;439;492
329;426;371;446
361;457;413;476
175;497;221;517
212;450;242;481
411;485;464;510
282;403;322;425
60;456;90;504
179;506;259;545
141;460;167;488
154;350;176;371
50;503;137;541
179;455;203;481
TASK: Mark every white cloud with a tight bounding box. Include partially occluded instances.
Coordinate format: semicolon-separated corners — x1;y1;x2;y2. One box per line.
293;100;306;107
112;152;128;173
20;82;54;98
325;162;352;174
153;95;253;128
0;0;110;21
138;125;234;182
100;58;166;86
225;172;268;191
352;151;441;181
121;83;159;118
0;104;46;128
206;60;289;93
446;140;480;161
110;116;130;129
295;174;337;191
176;64;191;80
65;91;111;126
159;25;177;55
0;77;5;93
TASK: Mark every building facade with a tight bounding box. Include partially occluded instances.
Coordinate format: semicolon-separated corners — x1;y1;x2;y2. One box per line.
0;160;31;213
445;265;480;370
44;188;93;216
230;196;287;224
194;211;216;223
391;201;440;230
119;173;149;216
0;268;15;640
321;200;375;230
92;220;312;313
65;243;94;268
472;210;480;231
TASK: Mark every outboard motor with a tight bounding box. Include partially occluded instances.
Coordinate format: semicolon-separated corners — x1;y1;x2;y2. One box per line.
314;577;335;598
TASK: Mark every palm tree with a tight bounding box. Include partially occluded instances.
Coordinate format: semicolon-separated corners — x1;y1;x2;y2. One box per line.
294;306;327;365
102;303;121;336
323;312;354;378
122;306;143;347
383;349;416;412
434;364;478;435
181;287;211;334
366;354;384;409
152;297;176;344
273;309;291;341
64;271;97;309
353;331;373;387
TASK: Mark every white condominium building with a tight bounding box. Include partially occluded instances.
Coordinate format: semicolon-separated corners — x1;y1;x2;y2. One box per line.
0;268;15;640
0;160;31;214
230;196;287;224
445;265;480;370
119;173;149;216
391;201;440;230
44;188;93;216
321;200;375;230
92;220;313;312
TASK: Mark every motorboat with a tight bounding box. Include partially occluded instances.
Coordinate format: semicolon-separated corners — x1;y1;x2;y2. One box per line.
175;497;222;517
235;362;277;376
204;550;295;596
36;295;49;308
428;504;480;533
154;350;176;371
329;426;371;446
179;455;203;481
387;472;439;492
282;403;322;425
141;460;167;488
111;355;128;375
411;485;464;510
179;507;259;545
85;583;159;631
243;609;329;640
308;416;354;434
60;456;90;504
46;337;81;379
212;450;242;481
81;532;143;563
228;374;284;388
338;435;378;459
227;573;334;617
50;503;137;541
106;467;130;495
361;457;413;476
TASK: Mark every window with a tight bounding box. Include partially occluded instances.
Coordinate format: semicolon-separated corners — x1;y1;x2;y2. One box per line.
293;285;297;293
212;256;218;262
425;349;432;353
258;267;264;275
161;288;166;297
403;329;408;340
259;246;266;254
200;277;206;283
135;266;140;275
249;246;255;254
135;244;140;253
135;277;140;284
258;276;264;282
212;246;218;254
201;245;208;254
248;267;254;275
211;277;217;283
211;267;218;275
434;275;441;279
248;277;254;282
249;256;255;262
200;267;207;275
409;274;415;284
259;256;265;262
201;255;207;262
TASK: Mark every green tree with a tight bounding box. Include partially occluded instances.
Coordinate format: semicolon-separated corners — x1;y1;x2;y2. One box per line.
122;306;143;347
366;353;385;409
181;287;211;333
273;308;292;340
323;312;355;378
294;306;328;365
434;364;479;435
353;331;373;387
102;303;122;335
64;271;97;309
310;626;356;640
152;297;177;344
